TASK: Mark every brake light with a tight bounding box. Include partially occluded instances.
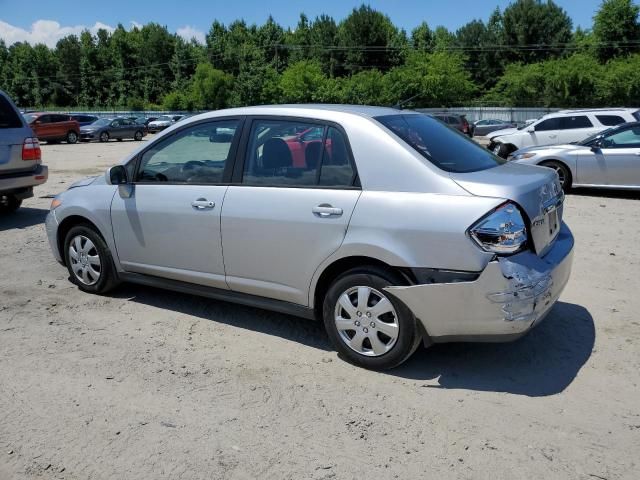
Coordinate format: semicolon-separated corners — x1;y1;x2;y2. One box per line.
22;137;41;161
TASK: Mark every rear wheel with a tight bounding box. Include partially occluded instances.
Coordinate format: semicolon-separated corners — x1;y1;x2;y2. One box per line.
63;225;119;294
541;160;572;191
99;131;109;143
66;131;78;144
323;267;420;370
0;194;21;214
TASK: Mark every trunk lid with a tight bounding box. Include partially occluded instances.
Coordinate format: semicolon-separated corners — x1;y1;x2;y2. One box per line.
450;162;564;256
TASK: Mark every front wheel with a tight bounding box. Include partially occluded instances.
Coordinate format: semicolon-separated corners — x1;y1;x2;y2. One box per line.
541;160;572;192
134;130;143;141
99;131;109;143
323;267;420;370
0;194;21;213
64;225;119;294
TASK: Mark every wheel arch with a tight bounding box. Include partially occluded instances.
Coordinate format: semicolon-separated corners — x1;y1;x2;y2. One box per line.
56;215;107;266
311;255;413;318
539;158;573;187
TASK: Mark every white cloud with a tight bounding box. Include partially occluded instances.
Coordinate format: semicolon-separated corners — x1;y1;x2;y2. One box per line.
177;25;205;44
0;19;115;47
130;20;142;30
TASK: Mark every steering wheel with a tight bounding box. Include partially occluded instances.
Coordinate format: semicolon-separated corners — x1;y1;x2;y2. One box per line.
181;160;205;173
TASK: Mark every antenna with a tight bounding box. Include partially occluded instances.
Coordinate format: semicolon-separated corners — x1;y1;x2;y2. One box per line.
392;92;421;110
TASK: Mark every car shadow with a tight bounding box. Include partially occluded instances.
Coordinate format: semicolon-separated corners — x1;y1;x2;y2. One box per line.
114;284;331;352
391;302;594;397
569;188;640;200
0;207;49;231
117;284;593;396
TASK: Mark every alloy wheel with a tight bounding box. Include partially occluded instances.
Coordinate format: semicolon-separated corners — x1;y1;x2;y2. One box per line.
334;286;399;357
68;235;101;286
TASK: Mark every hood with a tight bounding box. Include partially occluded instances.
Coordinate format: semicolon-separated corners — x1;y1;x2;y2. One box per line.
68;176;98;189
450;162;563;255
80;126;99;132
488;127;519;139
150;120;170;126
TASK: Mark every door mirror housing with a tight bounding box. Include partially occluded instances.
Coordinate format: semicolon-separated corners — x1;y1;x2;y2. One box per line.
526;127;534;133
107;165;128;185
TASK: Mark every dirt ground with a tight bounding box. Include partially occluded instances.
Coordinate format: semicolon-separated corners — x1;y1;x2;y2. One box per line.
1;138;639;480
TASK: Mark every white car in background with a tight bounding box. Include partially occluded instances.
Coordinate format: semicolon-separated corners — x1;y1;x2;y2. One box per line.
147;115;185;133
488;108;640;158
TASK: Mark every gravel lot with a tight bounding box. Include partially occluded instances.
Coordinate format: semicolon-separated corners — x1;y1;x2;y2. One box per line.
1;138;639;479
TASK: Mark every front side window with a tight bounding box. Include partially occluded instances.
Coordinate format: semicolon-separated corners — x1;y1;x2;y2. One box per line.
535;117;560;131
376;114;505;173
242;119;355;187
137;120;239;184
601;126;640;148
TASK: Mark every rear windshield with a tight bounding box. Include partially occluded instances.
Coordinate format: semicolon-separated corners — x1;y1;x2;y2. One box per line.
0;95;24;128
376;114;505;173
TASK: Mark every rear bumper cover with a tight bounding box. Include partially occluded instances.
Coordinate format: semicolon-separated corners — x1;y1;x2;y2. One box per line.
0;165;48;195
385;222;574;342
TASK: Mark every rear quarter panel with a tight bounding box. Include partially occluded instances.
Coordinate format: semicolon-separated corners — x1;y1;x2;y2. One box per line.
308;191;501;306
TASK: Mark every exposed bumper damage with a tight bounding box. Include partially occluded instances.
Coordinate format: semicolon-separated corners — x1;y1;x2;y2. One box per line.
385;222;574;342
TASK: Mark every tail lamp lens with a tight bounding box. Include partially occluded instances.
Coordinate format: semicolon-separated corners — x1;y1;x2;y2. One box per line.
22;137;41;161
469;202;528;255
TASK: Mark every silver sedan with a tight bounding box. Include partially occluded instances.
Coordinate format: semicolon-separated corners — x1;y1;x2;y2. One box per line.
510;122;640;191
45;105;573;370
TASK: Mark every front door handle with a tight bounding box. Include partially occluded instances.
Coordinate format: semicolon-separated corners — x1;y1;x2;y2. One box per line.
191;198;215;210
313;204;343;217
548;134;557;139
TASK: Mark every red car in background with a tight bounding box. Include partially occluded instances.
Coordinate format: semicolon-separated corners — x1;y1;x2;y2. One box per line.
284;126;334;168
22;112;80;144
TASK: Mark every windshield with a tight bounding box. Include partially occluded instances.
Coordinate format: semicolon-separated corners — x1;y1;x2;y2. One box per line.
91;118;110;126
156;115;172;121
578;127;614;146
375;114;506;173
23;113;36;124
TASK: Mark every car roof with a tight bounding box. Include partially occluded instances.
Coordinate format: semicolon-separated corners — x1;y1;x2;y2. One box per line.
557;107;639;114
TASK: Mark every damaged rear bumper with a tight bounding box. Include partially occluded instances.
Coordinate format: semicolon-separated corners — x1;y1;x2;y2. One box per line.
384;222;574;343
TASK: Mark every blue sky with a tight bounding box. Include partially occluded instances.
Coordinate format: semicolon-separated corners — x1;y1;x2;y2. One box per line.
0;0;615;47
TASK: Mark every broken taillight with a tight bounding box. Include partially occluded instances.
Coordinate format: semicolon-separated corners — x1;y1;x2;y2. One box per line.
22;137;41;161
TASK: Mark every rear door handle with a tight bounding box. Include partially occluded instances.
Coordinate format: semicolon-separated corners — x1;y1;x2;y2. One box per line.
191;198;215;210
313;204;343;217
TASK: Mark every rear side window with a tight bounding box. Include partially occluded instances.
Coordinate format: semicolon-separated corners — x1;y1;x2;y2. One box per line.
242;119;355;188
376;114;505;173
52;114;70;123
596;115;625;126
559;116;593;129
0;95;23;128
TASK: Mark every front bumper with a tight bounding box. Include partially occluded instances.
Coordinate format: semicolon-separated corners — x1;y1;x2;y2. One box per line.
80;132;97;141
45;208;63;264
385;222;574;342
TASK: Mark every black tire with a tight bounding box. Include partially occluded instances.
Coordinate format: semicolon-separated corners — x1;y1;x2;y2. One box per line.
63;225;119;294
323;266;420;370
541;160;572;192
134;130;143;141
494;143;515;159
0;194;21;214
99;131;109;143
66;131;78;144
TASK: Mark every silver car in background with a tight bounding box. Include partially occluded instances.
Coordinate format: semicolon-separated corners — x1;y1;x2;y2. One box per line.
45;105;573;370
510;121;640;191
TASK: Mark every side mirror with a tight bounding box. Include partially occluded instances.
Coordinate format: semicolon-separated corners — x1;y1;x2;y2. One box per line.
34;120;41;125
107;165;128;185
526;127;534;133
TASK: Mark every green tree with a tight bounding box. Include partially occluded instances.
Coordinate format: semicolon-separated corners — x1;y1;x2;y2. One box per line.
385;51;477;107
593;0;640;59
278;60;327;103
190;63;233;110
411;22;434;51
336;5;406;74
502;0;573;63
